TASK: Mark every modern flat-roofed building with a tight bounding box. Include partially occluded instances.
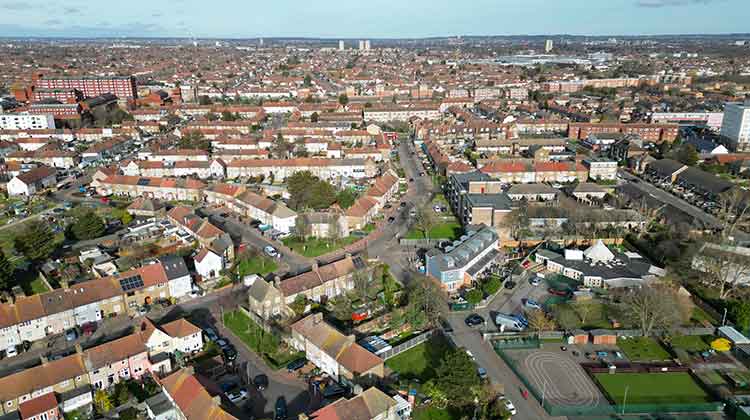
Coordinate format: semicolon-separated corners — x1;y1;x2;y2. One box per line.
0;113;55;130
721;100;750;151
425;224;499;292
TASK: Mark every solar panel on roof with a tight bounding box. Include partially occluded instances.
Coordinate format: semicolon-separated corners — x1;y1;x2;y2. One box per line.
137;178;150;186
119;275;144;291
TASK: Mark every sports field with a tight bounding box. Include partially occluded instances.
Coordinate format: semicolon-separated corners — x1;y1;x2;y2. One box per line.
594;373;712;404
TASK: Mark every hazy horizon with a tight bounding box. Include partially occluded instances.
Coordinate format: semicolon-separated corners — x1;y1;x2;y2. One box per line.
0;0;747;39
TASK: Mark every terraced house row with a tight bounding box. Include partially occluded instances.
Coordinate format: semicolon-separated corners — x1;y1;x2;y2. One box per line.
0;257;191;349
0;317;202;416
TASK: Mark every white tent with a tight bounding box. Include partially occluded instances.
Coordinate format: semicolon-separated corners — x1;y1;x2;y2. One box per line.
583;240;615;263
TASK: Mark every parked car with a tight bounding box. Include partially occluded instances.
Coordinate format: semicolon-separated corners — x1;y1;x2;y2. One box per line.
4;346;18;358
65;328;78;342
275;396;288;420
500;397;517;415
216;338;230;349
477;367;488;380
203;328;219;342
81;322;97;337
465;313;485;327
254;374;269;391
439;317;454;333
223;345;238;362
264;245;279;258
226;388;248;404
286;358;307;372
522;298;541;310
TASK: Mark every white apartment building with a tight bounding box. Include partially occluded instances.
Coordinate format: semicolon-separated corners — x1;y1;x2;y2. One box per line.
0;113;55;130
721;101;750;151
583;157;618;181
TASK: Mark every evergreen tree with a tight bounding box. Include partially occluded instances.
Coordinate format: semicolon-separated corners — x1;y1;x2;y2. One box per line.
0;250;14;290
70;211;106;240
14;221;56;262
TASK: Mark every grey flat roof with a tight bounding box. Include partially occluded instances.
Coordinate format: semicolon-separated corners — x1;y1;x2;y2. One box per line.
465;193;513;211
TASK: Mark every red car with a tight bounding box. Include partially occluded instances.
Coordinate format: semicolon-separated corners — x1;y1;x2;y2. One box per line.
81;322;97;336
547;288;571;297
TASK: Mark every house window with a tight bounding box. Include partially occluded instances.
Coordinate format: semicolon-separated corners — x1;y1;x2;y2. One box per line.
6;401;12;408
40;412;48;420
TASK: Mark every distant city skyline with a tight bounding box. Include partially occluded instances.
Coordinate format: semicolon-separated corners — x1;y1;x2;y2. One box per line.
0;0;746;39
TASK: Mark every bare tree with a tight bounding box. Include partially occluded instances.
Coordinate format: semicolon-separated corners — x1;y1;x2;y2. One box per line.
352;269;371;303
413;205;437;241
621;283;686;336
693;243;750;299
573;300;597;326
716;189;750;243
528;309;556;332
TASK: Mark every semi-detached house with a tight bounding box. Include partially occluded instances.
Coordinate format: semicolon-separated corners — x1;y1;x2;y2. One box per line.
0;259;191;350
204;183;297;234
291;313;384;385
0;317;202;416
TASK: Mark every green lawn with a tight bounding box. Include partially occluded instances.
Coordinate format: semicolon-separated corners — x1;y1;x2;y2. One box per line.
594;373;712;404
25;276;50;294
669;335;714;353
282;236;359;258
236;256;278;277
222;310;302;370
405;221;462;240
385;334;452;383
617;337;671;362
413;407;461;420
550;301;613;330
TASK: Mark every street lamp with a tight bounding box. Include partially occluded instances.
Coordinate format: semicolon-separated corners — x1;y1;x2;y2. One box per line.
621;385;629;415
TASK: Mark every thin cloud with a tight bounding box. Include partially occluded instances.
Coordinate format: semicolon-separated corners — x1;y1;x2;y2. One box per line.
0;1;33;10
63;6;81;14
636;0;722;7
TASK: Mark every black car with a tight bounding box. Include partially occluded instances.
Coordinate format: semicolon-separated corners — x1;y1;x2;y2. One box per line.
286;358;307;372
387;216;395;223
253;374;269;391
274;397;287;420
384;203;392;209
249;220;262;228
399;202;406;208
222;345;238;362
465;313;485;327
409;178;414;182
504;281;517;290
439;317;454;333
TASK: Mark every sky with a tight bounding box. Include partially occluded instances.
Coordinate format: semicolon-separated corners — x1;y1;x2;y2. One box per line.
0;0;747;39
